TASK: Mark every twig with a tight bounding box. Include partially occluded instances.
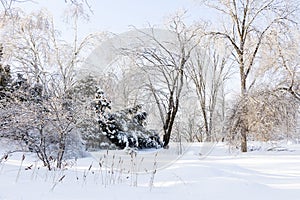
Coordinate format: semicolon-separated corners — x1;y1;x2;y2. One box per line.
15;154;25;183
149;152;158;191
50;174;66;192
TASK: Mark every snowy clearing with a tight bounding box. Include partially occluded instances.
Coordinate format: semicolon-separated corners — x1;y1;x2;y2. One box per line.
0;142;300;200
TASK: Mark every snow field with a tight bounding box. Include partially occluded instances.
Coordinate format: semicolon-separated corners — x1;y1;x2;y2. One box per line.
0;142;300;200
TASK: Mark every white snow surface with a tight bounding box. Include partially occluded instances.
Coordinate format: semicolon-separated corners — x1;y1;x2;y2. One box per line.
0;142;300;200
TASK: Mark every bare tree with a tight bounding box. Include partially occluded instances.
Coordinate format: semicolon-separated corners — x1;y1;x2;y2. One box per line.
2;10;53;88
187;40;231;142
125;15;202;148
2;6;98;94
204;0;299;151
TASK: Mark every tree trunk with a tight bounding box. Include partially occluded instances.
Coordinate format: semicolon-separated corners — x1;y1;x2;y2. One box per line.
163;130;171;148
162;110;177;148
163;101;179;148
241;128;247;152
240;61;248;152
201;103;211;142
56;134;65;169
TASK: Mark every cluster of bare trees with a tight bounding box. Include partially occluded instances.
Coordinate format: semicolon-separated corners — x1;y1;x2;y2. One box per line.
117;0;299;151
202;0;300;151
0;4;99;169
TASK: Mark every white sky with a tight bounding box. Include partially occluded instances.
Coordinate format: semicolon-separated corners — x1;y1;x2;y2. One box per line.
15;0;216;40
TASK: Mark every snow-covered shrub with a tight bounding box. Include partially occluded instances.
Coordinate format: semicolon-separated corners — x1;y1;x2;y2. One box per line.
0;72;89;169
226;89;299;150
93;88;162;149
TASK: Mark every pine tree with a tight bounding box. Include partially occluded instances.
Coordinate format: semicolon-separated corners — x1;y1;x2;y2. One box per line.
93;88;162;150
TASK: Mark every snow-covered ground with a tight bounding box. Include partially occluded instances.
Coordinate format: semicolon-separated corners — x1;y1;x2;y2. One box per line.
1;142;300;200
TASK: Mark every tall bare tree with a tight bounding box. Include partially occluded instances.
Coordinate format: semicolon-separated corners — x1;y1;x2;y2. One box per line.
187;40;231;142
204;0;299;151
125;14;202;148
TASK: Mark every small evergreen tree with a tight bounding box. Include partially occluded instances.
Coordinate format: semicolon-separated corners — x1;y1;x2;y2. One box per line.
93;88;162;149
73;76;112;150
